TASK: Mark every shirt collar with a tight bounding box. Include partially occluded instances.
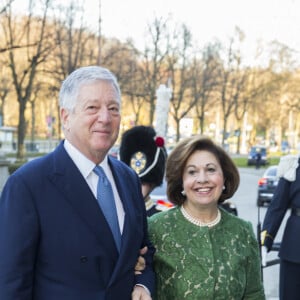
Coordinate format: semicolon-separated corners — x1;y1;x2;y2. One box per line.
64;139;109;179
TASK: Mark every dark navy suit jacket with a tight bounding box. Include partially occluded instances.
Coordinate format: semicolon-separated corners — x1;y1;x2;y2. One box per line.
262;158;300;263
0;141;155;299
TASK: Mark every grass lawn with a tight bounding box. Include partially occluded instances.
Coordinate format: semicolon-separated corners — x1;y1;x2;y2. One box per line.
232;156;280;168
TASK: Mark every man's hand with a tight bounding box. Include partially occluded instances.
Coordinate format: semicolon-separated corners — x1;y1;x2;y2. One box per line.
132;285;152;300
135;246;147;275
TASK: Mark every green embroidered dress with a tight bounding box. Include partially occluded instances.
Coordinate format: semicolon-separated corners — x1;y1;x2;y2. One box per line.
148;206;265;300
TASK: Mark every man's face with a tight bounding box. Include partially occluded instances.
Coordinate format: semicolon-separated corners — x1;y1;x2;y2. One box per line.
61;80;121;163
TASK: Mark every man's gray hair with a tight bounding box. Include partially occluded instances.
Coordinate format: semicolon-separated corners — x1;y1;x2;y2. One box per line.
59;66;121;111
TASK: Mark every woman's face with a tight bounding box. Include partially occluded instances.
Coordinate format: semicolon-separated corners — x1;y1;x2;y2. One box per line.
182;150;224;208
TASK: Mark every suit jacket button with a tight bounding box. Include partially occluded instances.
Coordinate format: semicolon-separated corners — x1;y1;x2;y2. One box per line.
80;256;88;263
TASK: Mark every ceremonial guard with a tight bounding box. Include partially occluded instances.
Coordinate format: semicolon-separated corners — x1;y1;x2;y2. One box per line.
261;153;300;300
119;126;167;216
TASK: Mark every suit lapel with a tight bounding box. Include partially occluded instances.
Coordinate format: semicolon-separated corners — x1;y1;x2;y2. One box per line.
49;143;118;256
109;158;137;245
108;158;143;283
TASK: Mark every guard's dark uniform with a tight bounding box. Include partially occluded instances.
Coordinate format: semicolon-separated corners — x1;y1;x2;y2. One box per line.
262;154;300;300
145;196;163;217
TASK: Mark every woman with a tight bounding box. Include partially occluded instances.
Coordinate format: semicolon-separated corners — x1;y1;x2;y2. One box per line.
148;135;265;299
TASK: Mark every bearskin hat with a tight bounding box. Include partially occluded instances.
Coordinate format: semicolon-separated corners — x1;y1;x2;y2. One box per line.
119;126;167;187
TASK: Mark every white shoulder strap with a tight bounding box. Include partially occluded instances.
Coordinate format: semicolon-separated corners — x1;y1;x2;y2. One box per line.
277;154;299;182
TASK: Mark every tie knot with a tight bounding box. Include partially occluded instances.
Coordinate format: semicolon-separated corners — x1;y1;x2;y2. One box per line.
94;166;108;185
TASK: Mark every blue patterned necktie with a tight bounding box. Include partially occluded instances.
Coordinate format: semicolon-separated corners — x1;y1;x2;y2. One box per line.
94;166;121;252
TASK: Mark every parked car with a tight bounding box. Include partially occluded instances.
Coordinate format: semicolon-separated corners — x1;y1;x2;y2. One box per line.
150;179;238;215
257;165;278;207
247;146;268;166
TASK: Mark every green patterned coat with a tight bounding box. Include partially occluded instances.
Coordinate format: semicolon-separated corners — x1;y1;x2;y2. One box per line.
148;206;265;300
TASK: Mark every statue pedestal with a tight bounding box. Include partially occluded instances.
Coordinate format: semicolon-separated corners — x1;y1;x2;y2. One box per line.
154;84;172;138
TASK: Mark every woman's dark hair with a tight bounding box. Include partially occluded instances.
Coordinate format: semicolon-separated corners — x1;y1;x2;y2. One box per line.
166;135;240;206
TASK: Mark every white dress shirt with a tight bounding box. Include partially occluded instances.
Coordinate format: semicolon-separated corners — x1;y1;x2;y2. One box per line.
64;140;125;233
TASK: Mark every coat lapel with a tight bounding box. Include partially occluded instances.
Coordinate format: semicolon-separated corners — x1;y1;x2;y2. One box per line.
109;157;137;245
108;158;144;283
49;143;118;256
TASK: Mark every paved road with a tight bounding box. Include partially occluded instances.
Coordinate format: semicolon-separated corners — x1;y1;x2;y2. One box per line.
232;168;286;300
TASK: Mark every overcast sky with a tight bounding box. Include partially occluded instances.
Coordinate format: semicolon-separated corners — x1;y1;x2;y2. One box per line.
83;0;300;65
11;0;300;65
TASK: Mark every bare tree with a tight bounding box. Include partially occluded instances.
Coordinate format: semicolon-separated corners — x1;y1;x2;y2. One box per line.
140;16;170;124
97;0;102;65
218;28;246;147
0;0;15;15
191;42;222;134
114;45;148;125
1;0;53;160
0;0;39;54
0;63;11;125
28;81;44;148
51;1;93;78
167;24;196;141
248;41;297;147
